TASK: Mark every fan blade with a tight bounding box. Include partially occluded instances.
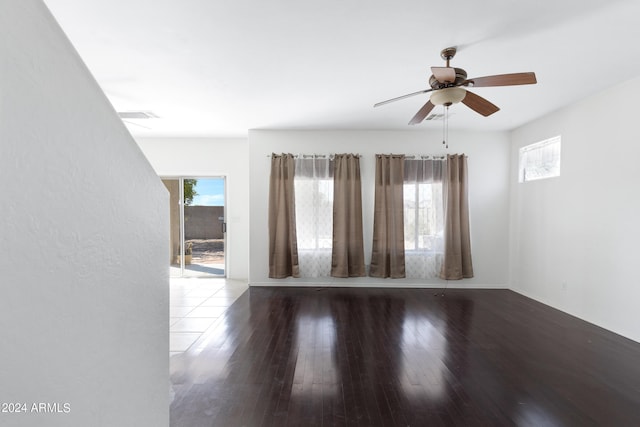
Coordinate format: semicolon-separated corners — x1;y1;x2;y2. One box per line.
408;101;436;125
466;72;536;87
374;88;434;107
431;66;456;83
462;90;500;116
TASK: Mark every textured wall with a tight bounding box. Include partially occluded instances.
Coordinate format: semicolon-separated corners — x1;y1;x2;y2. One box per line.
0;1;169;426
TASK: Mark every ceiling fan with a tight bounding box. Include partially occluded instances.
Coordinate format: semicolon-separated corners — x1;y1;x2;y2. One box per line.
374;47;537;125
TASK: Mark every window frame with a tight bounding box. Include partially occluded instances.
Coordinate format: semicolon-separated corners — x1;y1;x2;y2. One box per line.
518;135;562;183
403;181;443;253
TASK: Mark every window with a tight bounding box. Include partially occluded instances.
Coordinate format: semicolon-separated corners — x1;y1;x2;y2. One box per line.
294;157;333;277
295;177;333;250
519;135;561;182
403;182;443;251
403;158;445;279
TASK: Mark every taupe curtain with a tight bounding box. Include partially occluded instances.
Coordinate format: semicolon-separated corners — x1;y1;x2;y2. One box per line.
268;153;300;278
370;154;405;278
440;154;474;280
331;154;366;277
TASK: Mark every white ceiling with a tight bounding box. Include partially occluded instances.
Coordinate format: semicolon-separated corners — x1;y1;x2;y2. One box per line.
43;0;640;137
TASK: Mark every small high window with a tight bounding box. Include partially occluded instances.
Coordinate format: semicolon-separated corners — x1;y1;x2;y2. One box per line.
519;135;561;182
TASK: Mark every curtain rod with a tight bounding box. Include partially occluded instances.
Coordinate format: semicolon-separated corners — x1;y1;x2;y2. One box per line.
404;155;447;160
376;154;447;160
267;154;453;159
267;153;361;158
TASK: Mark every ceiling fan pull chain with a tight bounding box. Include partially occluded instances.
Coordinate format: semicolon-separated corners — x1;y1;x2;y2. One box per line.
442;105;446;147
442;105;449;149
446;106;449;149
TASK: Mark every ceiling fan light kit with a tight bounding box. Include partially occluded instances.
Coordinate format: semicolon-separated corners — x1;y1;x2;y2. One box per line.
430;87;466;106
374;46;537;125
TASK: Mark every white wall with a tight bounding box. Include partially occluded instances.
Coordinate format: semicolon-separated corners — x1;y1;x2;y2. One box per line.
136;138;249;280
510;75;640;343
0;1;168;426
249;129;511;288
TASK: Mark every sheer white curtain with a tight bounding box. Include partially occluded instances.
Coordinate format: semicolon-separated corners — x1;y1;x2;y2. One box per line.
403;158;445;278
294;157;333;277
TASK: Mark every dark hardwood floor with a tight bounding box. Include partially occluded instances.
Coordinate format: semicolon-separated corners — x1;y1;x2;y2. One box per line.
170;287;640;426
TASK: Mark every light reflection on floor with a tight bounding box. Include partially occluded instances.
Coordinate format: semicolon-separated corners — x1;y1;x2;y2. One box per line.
401;314;449;400
169;278;247;355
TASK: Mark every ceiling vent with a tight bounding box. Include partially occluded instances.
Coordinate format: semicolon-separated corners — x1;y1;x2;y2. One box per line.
117;111;159;119
425;113;444;121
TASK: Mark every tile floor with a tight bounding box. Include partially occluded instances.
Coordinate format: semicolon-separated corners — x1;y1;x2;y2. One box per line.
169;278;248;356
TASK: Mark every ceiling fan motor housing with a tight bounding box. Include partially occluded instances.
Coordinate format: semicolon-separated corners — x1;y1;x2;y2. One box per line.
429;67;468;89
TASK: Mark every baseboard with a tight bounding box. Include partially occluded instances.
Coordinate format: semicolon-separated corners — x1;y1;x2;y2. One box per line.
510;287;640;345
248;280;508;289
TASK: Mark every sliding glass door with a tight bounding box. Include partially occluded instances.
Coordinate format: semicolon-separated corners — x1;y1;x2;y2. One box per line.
162;177;226;278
